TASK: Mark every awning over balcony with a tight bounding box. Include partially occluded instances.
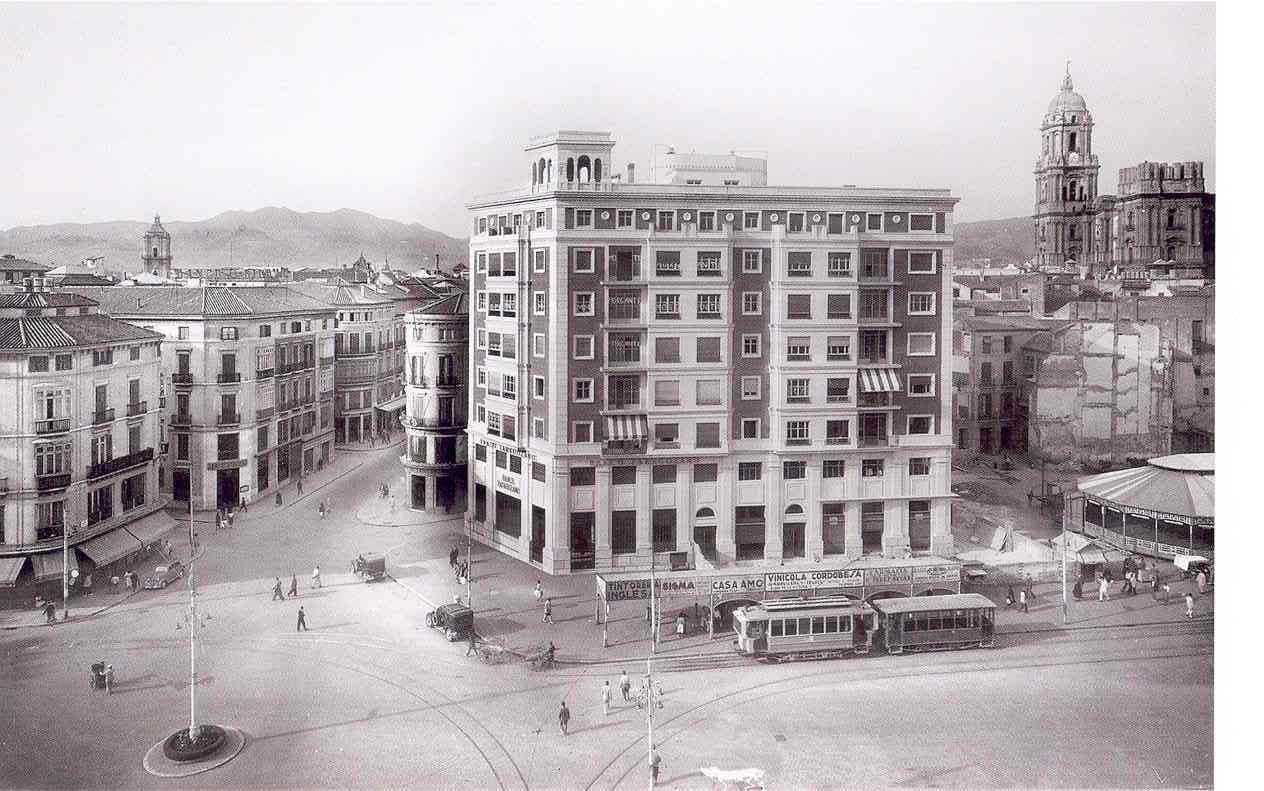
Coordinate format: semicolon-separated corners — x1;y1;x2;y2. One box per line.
605;414;648;442
124;510;179;548
78;528;144;566
860;367;901;393
375;395;407;413
29;550;76;584
0;556;28;588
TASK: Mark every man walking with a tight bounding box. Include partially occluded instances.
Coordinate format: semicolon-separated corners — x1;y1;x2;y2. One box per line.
650;750;662;786
449;546;459;569
1018;587;1029;613
296;478;303;496
311;566;321;589
297;606;309;631
1196;569;1208;595
466;632;477;657
534;580;543;604
620;670;631;702
288;574;298;598
272;577;284;601
1185;592;1195;619
558;701;570;735
601;680;611;716
1098;576;1110;602
542;597;553;624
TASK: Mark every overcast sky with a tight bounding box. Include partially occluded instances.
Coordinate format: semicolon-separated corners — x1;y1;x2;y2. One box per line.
0;2;1214;237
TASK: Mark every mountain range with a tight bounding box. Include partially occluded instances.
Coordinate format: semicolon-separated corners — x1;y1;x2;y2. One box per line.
2;207;1035;273
1;207;468;274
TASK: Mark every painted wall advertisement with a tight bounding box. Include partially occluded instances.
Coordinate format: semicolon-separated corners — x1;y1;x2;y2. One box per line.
598;564;960;600
765;568;862;592
495;473;520;496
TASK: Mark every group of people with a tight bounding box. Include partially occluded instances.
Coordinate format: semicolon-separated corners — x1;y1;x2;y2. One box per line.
533;580;554;624
449;544;469;584
214;507;237;531
1004;580;1034;613
272;566;321;601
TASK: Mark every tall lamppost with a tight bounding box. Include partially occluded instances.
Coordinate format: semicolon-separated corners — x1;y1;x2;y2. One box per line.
64;480;88;621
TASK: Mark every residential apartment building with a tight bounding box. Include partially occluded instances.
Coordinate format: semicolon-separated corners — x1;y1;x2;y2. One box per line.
1;254;51;286
402;294;469;513
291;282;407;442
466;130;957;575
69;287;337;510
0;289;166;595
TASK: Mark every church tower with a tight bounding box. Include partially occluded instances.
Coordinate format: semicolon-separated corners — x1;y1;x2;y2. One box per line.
1033;66;1100;271
142;213;172;279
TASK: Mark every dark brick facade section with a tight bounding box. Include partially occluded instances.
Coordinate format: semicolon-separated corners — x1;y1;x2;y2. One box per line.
566;245;605;441
891;248;942;433
731;247;771;439
528;245;551;440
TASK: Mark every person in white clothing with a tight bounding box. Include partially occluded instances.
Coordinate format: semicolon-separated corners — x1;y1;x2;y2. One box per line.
311;566;321;589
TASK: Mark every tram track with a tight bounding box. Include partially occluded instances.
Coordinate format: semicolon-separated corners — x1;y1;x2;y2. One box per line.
582;638;1212;791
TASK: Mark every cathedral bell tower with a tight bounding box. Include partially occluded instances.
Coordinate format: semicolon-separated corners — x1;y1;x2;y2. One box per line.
1033;65;1100;271
142;213;172;279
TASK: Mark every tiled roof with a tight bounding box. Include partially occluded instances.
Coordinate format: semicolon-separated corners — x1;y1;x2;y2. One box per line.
65;286;333;317
0;314;162;351
411;293;467;316
52;273;115;286
0;291;97;309
0;254;50;273
288;281;393;306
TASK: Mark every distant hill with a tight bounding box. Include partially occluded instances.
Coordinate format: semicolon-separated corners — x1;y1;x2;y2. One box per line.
954;216;1034;267
1;207;468;274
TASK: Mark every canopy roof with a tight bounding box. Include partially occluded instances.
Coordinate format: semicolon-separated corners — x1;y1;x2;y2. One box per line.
1077;454;1214;522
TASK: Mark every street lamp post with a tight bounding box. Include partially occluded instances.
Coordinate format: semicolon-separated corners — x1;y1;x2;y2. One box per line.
64;480;88;621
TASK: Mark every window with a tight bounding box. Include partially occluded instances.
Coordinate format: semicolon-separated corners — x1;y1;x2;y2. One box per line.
575;209;592;227
698;212;715;231
743;212;760;230
612;466;637;486
786;337;810;361
501;293;517;317
657;211;675;231
612;511;637;555
220;327;238;340
534;292;546;315
981;336;992;354
654;422;679;446
573;292;594;316
866;213;882;231
788;213;804;232
573;378;594;402
1003;335;1013;353
738;462;762;481
741;376;761;400
862;459;885;477
572;422;593;443
828;252;852;277
654;380;680;406
655;337;681;363
35;441;72;476
787;294;811;319
176;433;189;461
826;419;849;445
908;293;935;315
823;459;846;479
910;214;933;231
907;333;936;356
533;333;546;358
54;354;72;371
28;355;49;372
909;500;932;552
573;335;594;359
690;463;717;484
534;249;548;273
783;461;806;480
477;291;488;313
695;422;720;448
533;376;545;399
787;252;812;277
92;349;113;367
696;337;721;363
742;250;762;272
742;334;761;358
573;249;594;273
861;250;887;279
697;252;722;275
502;374;517;400
655;294;680;319
533;417;545;439
616;209;633;228
531;462;547;483
826;336;851;361
652;508;676;551
742;292;762;315
826;377;851;403
785;421;809;445
908;374;935;397
786;378;810;404
656;251;681;276
178;326;190;340
908;415;933;434
571;467;596;487
909;457;931;476
128;346;140;361
827;294;852;320
741;418;760;439
535;210;545;229
696;294;721;318
908;252;936;273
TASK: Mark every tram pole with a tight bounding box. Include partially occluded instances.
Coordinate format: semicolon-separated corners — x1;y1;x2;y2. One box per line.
1061;491;1069;625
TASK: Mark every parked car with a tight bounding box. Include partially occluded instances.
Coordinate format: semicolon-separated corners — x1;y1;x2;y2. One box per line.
142;561;185;589
425;603;474;642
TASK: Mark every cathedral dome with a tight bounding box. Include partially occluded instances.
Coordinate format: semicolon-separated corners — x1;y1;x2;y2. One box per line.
1047;67;1087;114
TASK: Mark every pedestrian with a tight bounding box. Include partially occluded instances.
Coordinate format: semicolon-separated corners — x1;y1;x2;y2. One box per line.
296;478;303;496
1098;576;1110;602
272;577;284;601
620;670;631;702
1161;582;1171;604
228;508;235;528
1072;578;1083;600
216;508;223;528
110;575;120;593
384;482;390;497
1185;592;1195;618
601;680;611;716
650;750;662;786
558;701;570;735
44;601;56;624
1027;489;1035;507
289;574;298;598
1005;585;1015;608
389;495;396;513
449;547;459;568
297;606;308;631
675;613;686;637
239;496;248;513
275;491;283;507
466;632;476;657
311;566;321;589
534;580;543;603
1196;569;1207;595
1019;588;1029;613
542;598;553;624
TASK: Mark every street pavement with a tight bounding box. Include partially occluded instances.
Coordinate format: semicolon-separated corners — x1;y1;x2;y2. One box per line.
0;445;1213;789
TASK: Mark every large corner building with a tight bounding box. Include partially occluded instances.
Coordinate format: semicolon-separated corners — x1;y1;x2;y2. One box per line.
466;131;958;575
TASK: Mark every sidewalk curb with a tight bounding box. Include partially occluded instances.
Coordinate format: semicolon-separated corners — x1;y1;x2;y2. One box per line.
1;588;144;631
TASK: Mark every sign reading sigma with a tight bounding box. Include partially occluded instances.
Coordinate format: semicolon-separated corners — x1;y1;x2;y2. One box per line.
765;568;862;592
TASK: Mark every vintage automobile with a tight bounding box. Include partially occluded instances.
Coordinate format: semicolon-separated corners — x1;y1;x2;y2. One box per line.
142;561;185;589
425;603;474;642
351;552;387;582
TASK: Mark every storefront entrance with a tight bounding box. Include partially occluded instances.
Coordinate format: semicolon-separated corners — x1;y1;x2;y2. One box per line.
216;468;239;510
570;512;595;570
173;468;190;504
411;475;425;510
494;491;521;539
531;506;546;564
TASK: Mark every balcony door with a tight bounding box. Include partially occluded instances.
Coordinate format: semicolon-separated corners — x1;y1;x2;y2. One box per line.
94;384;108;415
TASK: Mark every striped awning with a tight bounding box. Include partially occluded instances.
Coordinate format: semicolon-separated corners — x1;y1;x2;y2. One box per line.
605;415;648;442
0;556;28;588
78;528;143;567
860;368;901;393
29;550;77;584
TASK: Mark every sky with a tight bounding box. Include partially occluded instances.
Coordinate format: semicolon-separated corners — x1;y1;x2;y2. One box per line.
0;2;1215;237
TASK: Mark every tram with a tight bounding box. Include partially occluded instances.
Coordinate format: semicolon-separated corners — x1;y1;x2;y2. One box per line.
870;593;996;654
732;597;877;661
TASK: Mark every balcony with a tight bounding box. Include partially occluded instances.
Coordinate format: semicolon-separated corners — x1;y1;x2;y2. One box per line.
217;411;241;426
217;372;242;384
256;367;275;379
402;416;460;430
255;407;275;421
826;435;850;446
87;447;154;480
858;434;889;448
171;372;194;386
320;355;334;366
859;267;891;283
36;472;72;492
92;408;116;425
171;413;192;427
35;417;71;435
126;400;148;417
858;311;891;326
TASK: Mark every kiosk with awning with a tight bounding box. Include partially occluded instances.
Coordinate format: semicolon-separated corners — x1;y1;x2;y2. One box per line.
860;368;901;393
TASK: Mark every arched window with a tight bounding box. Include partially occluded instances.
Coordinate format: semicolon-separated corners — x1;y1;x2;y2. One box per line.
1167;208;1177;229
1127;211;1134;228
784;504;804;516
565;158;574;182
695;507;715;520
1166;245;1176;260
1068;132;1077;152
577;155;591;182
538;158;547;183
531;161;538;185
547;159;553;182
152;246;159;257
594;158;602;182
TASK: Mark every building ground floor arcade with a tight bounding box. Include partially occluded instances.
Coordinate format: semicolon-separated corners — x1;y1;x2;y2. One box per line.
465;436;954;575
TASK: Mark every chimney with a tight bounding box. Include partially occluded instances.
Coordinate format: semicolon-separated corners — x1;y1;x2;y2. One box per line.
626;163;635;184
435;253;440;273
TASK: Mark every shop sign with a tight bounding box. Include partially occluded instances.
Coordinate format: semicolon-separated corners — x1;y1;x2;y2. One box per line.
205;459;247;470
765;568;862;592
656;578;702;598
496;473;520;496
912;565;960;584
863;566;912;586
604;578;651;601
709;574;767;595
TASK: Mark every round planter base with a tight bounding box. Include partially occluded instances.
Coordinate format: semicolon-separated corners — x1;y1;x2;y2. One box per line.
143;725;245;779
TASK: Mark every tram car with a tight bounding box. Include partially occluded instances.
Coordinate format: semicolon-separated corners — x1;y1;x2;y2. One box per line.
732;597;877;661
869;593;996;654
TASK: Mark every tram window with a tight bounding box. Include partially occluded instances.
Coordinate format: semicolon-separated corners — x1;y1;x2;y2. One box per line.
770;620;783;637
928;612;942;630
955;611;969;629
812;617;825;634
784;619;798;636
798;618;811;636
840;615;851;632
824;616;837;633
905;614;917;632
